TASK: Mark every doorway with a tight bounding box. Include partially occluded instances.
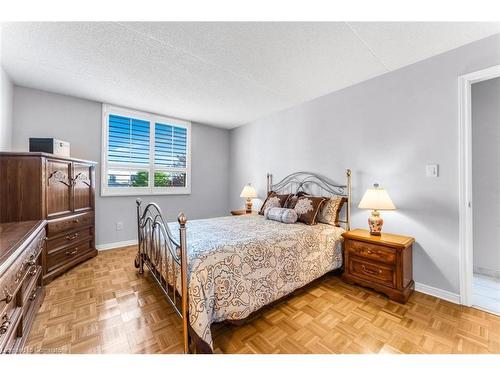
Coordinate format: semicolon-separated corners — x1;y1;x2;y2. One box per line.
459;65;500;315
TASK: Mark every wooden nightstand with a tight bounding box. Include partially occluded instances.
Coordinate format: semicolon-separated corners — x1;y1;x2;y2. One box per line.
341;229;415;303
230;209;258;216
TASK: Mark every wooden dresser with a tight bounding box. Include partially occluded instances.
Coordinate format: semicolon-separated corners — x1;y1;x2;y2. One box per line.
0;220;46;353
0;152;97;284
341;229;415;303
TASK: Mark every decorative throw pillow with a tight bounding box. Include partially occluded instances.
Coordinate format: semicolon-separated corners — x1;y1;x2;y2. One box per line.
284;191;307;209
259;191;292;215
294;196;326;225
317;196;347;226
264;207;298;224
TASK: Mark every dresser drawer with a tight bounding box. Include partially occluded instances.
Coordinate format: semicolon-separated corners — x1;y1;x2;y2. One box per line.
47;238;93;273
47;212;93;236
0;230;44;317
346;240;396;265
0;301;22;353
348;258;396;288
46;226;93;251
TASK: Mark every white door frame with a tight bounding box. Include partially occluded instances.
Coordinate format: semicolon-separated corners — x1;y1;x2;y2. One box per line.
458;64;500;306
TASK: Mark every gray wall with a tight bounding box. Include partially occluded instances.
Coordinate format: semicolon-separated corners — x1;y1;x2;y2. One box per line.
12;86;231;246
472;77;500;278
0;66;13;151
229;33;500;294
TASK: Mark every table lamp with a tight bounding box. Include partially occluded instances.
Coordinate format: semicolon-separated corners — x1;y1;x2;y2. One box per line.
358;183;396;235
240;183;257;213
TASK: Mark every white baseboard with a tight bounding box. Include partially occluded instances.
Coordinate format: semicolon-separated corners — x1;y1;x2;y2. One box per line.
414;282;460;304
473;266;500;279
96;239;138;251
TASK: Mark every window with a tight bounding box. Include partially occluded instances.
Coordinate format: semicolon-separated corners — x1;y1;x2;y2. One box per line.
101;104;191;196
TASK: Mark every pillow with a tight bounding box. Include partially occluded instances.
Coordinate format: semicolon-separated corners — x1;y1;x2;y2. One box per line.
294;196;326;225
264;207;298;224
284;191;307;209
317;196;347;226
259;191;292;215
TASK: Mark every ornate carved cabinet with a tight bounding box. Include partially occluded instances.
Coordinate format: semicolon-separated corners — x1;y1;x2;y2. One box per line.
0;152;97;284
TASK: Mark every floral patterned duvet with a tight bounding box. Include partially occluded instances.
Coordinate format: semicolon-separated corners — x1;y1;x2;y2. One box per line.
166;214;344;350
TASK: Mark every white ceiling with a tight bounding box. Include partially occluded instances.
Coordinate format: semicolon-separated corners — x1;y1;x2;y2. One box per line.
2;22;499;128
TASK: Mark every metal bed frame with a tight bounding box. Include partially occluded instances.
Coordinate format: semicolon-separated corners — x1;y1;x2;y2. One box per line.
135;170;351;353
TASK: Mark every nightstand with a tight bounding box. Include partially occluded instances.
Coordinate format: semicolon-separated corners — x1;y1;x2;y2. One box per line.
341;229;415;303
230;209;257;216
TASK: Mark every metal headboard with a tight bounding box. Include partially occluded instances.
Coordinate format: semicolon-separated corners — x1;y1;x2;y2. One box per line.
266;170;352;230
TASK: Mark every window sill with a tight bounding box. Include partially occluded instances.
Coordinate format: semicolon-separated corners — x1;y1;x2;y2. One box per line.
100;188;191;197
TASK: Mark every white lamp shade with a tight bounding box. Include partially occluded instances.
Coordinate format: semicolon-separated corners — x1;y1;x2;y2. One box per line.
358;184;396;210
240;184;257;198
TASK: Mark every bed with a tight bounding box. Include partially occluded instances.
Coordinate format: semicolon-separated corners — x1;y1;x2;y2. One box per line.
134;170;351;353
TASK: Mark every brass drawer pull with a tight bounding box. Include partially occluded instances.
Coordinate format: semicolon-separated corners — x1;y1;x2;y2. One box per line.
0;315;11;335
29;290;38;301
15;270;23;283
72;219;80;224
1;291;13;304
361;265;382;275
29;266;38;277
28;254;37;267
66;247;79;256
359;249;380;256
65;233;80;241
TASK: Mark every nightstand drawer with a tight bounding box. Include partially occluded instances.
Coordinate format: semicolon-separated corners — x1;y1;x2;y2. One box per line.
348;258;396;288
346;240;396;265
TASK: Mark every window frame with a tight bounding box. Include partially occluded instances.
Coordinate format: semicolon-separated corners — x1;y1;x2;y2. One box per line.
101;104;192;197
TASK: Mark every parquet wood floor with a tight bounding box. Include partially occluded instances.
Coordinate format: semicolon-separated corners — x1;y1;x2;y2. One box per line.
25;246;500;354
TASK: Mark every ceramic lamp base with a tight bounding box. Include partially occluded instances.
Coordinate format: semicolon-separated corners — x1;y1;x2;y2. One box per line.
245;198;253;213
368;210;383;236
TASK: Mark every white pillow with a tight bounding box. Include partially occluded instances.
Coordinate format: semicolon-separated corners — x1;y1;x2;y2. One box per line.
264;207;298;224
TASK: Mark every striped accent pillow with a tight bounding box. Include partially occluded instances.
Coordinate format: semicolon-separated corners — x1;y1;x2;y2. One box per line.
264;207;298;224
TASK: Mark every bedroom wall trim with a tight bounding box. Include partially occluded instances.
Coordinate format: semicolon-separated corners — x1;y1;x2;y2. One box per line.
96;239;138;251
414;282;460;304
458;64;500;307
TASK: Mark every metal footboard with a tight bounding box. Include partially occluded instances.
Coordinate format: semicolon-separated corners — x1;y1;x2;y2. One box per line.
135;198;190;353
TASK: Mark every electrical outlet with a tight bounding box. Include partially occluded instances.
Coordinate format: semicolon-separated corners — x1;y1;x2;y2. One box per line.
426;164;439;178
116;222;124;231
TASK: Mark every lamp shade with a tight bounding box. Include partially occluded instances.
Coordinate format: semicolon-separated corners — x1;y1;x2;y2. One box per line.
240;184;257;198
358;184;396;210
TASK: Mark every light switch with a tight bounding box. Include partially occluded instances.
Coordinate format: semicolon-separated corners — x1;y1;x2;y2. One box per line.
426;164;439;178
116;222;124;231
